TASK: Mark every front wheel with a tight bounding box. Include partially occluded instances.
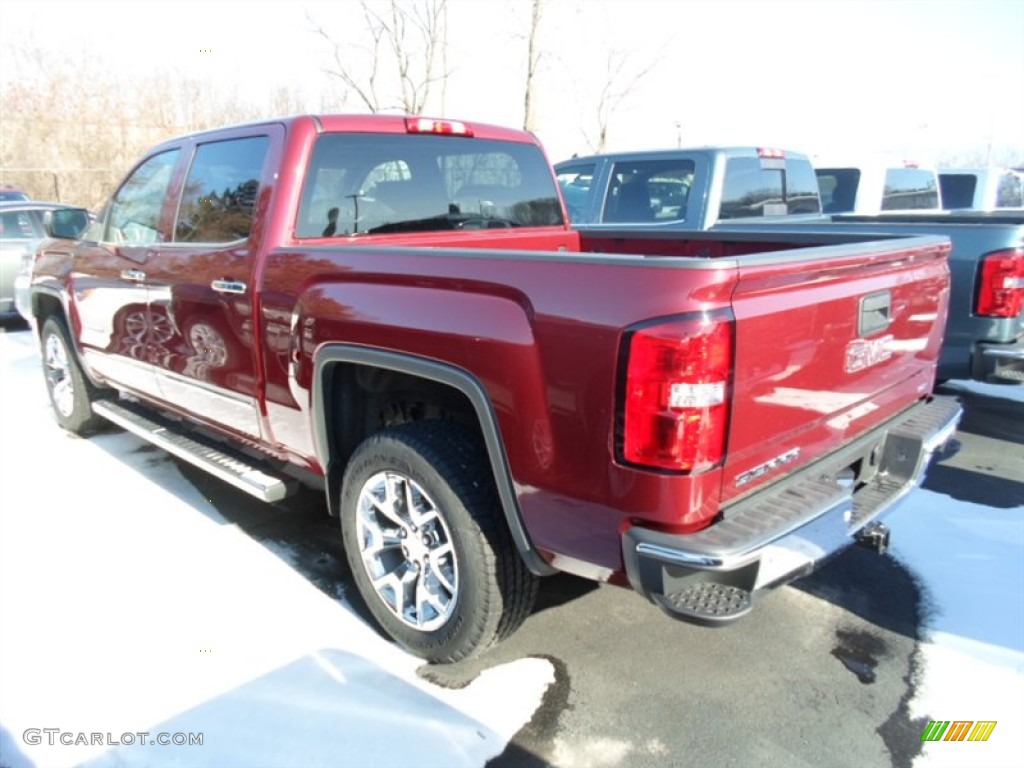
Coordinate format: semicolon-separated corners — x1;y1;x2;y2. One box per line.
340;422;538;663
40;316;107;435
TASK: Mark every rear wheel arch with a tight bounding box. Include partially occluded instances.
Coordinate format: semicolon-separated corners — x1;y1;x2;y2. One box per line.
312;345;554;577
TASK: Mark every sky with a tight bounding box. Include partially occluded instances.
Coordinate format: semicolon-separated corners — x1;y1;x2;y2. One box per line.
0;331;1021;767
1;0;1023;165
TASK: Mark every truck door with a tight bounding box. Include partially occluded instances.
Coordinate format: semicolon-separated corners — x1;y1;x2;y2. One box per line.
72;149;181;400
143;131;276;440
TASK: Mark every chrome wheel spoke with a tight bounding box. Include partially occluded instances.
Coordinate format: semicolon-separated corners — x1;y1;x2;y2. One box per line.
52;378;74;417
364;529;402;557
371;473;410;529
415;576;434;627
356;470;459;632
44;333;75;417
428;545;457;594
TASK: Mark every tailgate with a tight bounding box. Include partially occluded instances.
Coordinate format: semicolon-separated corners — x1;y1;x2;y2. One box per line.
720;236;951;506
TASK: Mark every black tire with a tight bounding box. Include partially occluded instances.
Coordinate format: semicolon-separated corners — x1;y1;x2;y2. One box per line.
340;421;538;663
40;316;107;435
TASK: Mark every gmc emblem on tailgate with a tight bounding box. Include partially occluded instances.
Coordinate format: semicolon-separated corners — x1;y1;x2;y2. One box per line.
845;334;894;373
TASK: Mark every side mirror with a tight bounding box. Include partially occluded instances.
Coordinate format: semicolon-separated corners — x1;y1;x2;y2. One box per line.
44;208;91;239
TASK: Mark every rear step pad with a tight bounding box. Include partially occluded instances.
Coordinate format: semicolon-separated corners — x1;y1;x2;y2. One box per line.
92;400;294;503
655;583;753;627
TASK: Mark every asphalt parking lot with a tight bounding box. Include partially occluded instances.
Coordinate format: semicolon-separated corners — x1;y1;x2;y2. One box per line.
129;373;1023;768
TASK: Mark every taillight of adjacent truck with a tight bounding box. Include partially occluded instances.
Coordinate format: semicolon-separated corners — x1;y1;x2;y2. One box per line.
976;248;1024;318
619;311;734;473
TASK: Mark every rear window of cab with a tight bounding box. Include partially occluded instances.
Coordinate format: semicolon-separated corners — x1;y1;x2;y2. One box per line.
296;134;564;238
718;156;821;219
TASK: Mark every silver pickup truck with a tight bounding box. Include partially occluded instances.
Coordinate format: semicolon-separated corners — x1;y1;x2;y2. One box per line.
554;146;822;228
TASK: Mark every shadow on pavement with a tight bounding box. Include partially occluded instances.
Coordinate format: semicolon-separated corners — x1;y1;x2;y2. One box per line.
793;545;922;641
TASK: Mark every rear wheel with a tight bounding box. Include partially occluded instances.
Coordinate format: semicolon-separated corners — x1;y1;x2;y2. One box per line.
340;421;538;663
41;316;107;435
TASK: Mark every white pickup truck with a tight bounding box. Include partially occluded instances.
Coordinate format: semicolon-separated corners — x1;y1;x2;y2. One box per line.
814;156;942;214
939;167;1024;211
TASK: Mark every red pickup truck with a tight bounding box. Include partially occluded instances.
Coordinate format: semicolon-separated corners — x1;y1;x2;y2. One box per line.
27;115;960;662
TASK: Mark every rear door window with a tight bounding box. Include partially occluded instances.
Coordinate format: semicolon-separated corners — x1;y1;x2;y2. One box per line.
175;136;270;243
601;159;695;223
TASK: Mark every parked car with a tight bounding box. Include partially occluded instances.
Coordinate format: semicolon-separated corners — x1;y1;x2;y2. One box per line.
813;157;942;214
0;201;83;322
0;186;30;202
939;167;1024;211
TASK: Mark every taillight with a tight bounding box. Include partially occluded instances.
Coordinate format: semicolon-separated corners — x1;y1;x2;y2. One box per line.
405;117;472;136
757;148;785;159
976;248;1024;318
621;312;733;473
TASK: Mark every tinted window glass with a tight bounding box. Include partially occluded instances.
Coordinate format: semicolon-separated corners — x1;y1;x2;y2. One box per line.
939;174;976;209
297;134;563;238
817;168;861;213
881;168;939;210
996;173;1023;208
107;150;180;244
719;157;785;219
0;210;40;239
602;160;695;223
784;159;822;214
175;136;269;243
555;163;596;222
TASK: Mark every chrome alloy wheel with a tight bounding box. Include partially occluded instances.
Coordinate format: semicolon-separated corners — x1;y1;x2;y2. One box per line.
355;470;459;631
44;331;75;418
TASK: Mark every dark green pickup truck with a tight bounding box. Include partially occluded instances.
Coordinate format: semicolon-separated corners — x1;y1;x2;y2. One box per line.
750;212;1024;384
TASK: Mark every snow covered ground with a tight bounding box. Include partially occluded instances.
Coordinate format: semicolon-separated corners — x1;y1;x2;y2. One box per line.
0;330;553;768
0;327;1021;768
887;380;1024;768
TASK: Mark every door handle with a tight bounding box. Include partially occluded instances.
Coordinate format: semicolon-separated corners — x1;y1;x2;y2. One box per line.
211;279;247;295
120;268;146;282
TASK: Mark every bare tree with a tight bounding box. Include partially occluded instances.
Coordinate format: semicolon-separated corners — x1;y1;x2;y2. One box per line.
583;48;661;153
0;42;264;208
522;0;545;132
311;0;449;114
